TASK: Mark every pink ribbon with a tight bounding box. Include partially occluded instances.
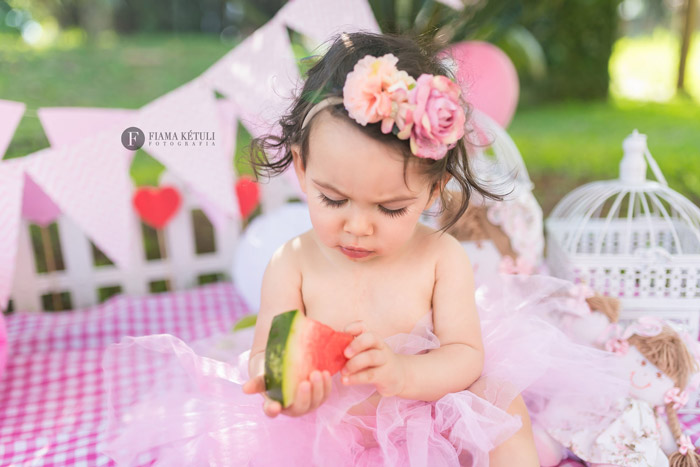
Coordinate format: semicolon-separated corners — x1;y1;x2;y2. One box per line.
601;317;664;354
678;434;696;455
601;323;628;354
665;387;690;410
622;316;665;340
605;336;630;355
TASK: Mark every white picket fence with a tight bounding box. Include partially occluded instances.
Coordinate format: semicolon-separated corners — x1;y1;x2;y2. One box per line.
9;173;241;312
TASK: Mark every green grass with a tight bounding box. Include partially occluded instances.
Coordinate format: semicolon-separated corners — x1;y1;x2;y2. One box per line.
509;97;700;215
1;31;699;216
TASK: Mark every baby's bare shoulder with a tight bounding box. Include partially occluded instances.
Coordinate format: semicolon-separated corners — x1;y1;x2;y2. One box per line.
272;232;304;262
416;224;465;260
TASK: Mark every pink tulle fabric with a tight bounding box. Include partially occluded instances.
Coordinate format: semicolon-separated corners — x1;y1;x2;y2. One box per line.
99;275;630;466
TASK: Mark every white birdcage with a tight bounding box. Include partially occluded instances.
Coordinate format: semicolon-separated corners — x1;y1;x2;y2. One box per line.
546;130;700;337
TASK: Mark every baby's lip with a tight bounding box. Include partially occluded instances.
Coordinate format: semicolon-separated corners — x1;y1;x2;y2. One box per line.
342;245;371;252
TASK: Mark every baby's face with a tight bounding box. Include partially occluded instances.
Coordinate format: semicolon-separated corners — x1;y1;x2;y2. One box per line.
293;111;438;263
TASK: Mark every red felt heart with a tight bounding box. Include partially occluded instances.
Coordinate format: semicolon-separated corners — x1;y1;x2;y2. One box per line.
235;176;260;219
132;186;182;229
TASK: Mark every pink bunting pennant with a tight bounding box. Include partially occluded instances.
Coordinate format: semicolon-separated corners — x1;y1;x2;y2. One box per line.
194;189;230;232
37;107;137;148
278;0;380;44
216;99;238;162
201;17;299;131
0;99;26;158
136;79;237;219
25;125;135;269
0;158;26;310
22;173;61;227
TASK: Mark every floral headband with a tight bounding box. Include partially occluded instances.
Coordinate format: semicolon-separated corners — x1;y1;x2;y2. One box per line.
301;53;466;161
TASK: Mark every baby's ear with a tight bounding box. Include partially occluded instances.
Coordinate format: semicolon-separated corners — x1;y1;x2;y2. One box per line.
291;145;307;194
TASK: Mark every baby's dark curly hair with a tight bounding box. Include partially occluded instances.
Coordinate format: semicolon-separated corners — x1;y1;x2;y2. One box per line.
246;31;502;233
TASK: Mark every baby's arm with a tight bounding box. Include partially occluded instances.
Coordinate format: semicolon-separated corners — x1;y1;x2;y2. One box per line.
242;238;332;417
397;234;484;401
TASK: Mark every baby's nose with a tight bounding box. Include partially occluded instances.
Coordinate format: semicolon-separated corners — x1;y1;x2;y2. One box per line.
344;211;373;236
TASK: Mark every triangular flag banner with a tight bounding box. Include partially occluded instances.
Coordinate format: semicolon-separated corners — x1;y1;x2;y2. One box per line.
216;98;239;165
22;173;62;227
278;0;380;45
0;158;26;310
26;125;135;269
0;99;26;158
195;189;229;232
201;17;299;134
37;107;137;148
137;79;237;219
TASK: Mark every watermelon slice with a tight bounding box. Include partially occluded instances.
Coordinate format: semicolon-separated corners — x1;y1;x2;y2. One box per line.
264;309;354;408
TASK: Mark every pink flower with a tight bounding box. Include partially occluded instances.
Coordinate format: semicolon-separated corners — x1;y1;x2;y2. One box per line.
664;387;689;410
679;434;696;455
605;337;630;355
343;54;415;131
406;74;466;160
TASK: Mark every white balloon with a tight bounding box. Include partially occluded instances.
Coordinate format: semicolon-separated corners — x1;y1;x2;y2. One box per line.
232;203;312;312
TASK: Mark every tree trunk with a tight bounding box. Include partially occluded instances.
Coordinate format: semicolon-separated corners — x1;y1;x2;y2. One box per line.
677;0;697;91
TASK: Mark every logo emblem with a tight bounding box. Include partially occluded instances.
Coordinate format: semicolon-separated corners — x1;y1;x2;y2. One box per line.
121;127;145;150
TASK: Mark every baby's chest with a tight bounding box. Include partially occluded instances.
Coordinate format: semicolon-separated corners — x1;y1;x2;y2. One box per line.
300;269;434;338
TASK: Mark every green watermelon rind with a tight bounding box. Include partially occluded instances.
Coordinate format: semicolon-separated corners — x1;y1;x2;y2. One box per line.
264;310;303;408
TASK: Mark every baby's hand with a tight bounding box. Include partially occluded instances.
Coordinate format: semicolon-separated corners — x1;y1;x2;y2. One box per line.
242;370;332;418
341;321;407;397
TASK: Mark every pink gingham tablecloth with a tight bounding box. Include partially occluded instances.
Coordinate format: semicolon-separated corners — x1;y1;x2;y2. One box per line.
0;283;250;466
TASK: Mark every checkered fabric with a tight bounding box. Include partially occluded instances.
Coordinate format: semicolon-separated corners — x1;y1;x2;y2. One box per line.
680;412;700;445
0;283;250;466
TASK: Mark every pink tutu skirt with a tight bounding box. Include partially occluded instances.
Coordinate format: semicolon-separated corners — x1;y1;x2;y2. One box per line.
99;275;629;466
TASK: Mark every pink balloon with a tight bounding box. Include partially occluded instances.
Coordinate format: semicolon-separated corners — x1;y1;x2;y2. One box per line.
22;174;62;227
441;41;519;128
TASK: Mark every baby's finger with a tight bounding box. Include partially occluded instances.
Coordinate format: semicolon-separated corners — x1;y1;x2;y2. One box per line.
322;371;333;403
343;367;376;386
343;320;367;337
343;348;385;376
285;381;311;416
263;398;281;418
309;371;324;409
242;374;265;394
344;332;380;359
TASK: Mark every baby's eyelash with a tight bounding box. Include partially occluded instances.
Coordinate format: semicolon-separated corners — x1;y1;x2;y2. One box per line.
317;194;408;218
317;193;346;208
379;205;408;218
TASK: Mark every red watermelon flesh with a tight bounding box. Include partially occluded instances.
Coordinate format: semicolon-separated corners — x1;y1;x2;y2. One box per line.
303;317;354;375
265;309;354;408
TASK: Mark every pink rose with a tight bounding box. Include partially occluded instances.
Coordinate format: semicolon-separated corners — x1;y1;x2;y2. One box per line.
406;74;466;160
343;54;415;131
